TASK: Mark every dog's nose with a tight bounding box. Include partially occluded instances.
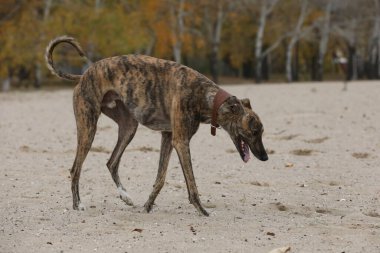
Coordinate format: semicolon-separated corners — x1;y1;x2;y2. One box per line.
260;154;268;161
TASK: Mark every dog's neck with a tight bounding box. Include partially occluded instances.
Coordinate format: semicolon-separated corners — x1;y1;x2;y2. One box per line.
199;87;229;125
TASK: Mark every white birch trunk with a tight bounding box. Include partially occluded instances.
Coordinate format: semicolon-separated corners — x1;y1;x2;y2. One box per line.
202;1;227;83
2;78;11;92
286;0;308;82
95;0;101;13
172;0;185;63
374;0;380;77
35;0;53;88
43;0;52;21
255;2;267;83
254;0;279;83
145;33;156;56
317;0;333;81
209;1;224;83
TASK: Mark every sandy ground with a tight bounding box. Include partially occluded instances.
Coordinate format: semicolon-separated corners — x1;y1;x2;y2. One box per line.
1;81;380;253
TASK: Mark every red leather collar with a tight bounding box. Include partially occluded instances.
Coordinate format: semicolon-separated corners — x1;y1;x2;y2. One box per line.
211;89;232;136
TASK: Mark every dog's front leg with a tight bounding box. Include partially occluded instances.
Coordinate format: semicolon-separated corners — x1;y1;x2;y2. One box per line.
170;97;208;216
144;132;173;213
172;137;209;216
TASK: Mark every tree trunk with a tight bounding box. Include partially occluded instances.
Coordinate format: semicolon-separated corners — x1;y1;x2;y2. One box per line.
87;0;102;60
206;1;225;83
255;58;263;83
34;0;53;88
374;0;380;78
172;0;185;63
310;51;318;81
255;2;267;83
347;45;358;80
378;38;380;79
2;67;13;92
1;78;11;92
173;44;182;64
316;0;333;81
43;0;52;20
254;0;279;83
286;41;295;82
286;0;308;82
209;49;219;83
95;0;101;13
293;41;299;81
145;33;156;55
34;63;42;89
368;38;379;79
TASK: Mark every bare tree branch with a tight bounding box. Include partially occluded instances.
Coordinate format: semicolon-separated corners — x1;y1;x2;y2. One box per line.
0;1;22;24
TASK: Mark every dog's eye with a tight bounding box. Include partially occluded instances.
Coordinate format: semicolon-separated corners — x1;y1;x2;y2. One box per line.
249;118;255;129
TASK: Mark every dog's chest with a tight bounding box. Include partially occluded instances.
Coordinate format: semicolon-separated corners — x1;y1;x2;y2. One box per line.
128;104;171;131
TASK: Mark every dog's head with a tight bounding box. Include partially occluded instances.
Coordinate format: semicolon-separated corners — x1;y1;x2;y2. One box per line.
218;96;268;163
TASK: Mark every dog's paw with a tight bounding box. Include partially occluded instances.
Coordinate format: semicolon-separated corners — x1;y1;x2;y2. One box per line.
143;202;153;213
78;202;86;211
118;187;134;206
197;206;209;217
73;202;86;211
120;195;134;206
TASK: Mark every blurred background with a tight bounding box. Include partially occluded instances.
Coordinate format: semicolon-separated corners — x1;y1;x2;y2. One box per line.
0;0;380;91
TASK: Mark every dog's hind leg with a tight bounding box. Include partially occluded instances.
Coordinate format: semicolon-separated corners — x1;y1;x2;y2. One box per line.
71;87;100;210
101;91;138;206
144;132;173;213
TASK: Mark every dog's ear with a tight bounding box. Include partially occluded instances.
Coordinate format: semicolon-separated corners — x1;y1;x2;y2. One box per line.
241;98;252;109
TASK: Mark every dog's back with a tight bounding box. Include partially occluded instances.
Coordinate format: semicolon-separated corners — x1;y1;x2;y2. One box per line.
80;55;215;131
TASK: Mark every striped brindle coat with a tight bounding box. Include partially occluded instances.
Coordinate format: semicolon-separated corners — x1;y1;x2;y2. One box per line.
45;36;268;216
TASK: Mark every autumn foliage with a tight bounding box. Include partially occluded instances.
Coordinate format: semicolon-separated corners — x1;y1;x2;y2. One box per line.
0;0;379;89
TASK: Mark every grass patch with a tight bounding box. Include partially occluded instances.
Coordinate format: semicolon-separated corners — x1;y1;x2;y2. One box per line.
277;134;299;141
291;149;314;156
352;152;369;159
304;137;329;144
90;146;110;154
134;146;159;153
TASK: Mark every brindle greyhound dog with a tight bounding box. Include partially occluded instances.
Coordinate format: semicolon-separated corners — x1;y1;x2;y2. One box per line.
45;36;268;216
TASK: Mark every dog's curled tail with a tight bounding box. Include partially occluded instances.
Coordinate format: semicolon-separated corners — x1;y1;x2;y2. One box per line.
45;36;89;81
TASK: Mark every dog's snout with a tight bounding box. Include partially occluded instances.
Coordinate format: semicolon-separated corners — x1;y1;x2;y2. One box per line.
252;140;268;162
260;154;268;161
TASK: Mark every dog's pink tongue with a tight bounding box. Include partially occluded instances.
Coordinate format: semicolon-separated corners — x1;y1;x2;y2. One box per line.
243;145;250;163
243;153;250;163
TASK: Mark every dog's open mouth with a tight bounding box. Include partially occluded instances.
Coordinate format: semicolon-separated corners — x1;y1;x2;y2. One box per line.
236;137;250;163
